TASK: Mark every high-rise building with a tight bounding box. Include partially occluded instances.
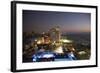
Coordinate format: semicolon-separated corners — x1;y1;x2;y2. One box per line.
49;26;61;43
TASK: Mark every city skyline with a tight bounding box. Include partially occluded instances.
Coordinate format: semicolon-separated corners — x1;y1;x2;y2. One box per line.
23;10;91;34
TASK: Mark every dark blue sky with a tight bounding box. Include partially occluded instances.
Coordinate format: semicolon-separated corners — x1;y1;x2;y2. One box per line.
23;10;91;33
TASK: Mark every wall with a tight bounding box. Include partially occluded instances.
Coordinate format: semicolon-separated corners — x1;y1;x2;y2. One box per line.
0;0;99;73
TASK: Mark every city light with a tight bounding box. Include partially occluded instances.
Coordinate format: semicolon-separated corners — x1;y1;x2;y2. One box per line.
60;39;72;43
54;46;63;53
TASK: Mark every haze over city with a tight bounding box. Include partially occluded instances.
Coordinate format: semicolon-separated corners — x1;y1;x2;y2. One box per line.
23;10;91;34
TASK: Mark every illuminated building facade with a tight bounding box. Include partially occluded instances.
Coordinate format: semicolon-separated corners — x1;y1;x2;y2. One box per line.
49;26;61;43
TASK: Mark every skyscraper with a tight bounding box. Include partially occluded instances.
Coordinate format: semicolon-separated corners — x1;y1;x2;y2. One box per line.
49;26;61;43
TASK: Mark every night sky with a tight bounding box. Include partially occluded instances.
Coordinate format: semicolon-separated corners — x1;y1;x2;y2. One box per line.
23;10;91;34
